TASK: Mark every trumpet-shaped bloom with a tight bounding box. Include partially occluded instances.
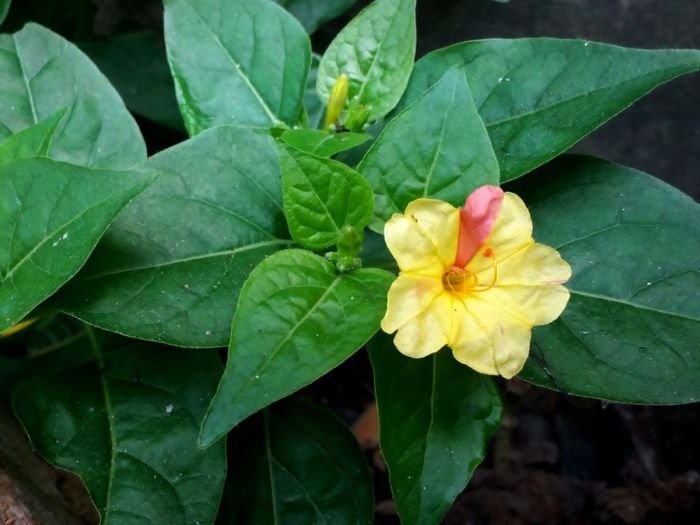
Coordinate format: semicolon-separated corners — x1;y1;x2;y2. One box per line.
380;186;571;378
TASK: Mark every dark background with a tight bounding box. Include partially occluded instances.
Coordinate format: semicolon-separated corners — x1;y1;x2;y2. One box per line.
1;1;699;524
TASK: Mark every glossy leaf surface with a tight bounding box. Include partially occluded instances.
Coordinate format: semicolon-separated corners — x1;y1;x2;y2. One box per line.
82;31;183;131
55;127;292;348
359;68;499;230
369;333;502;525
219;398;373;524
0;23;146;169
164;0;311;134
513;156;700;404
0;158;152;332
0;0;10;26
281;146;374;249
275;0;357;34
281;129;370;158
399;39;700;181
13;340;226;525
201;249;393;446
317;0;416;121
0;109;64;163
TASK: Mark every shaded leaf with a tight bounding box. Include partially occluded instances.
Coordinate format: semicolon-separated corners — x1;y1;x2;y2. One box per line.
0;158;153;332
281;129;370;158
275;0;357;34
55;127;292;348
13;338;226;525
82;31;183;131
0;23;146;169
317;0;416;121
219;398;373;524
280;146;373;249
0;108;64;163
513;156;700;404
399;39;700;181
164;0;311;134
359;68;499;230
0;0;10;26
369;333;502;525
200;249;393;446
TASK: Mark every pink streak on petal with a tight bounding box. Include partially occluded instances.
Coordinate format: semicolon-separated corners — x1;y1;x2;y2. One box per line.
454;185;504;267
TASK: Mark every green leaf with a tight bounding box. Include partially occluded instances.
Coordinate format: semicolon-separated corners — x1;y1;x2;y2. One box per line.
219;398;373;524
281;129;371;158
512;156;700;404
317;0;416;122
0;23;146;169
280;146;374;250
304;54;324;129
13;337;226;524
81;31;183;131
200;249;393;446
398;39;700;182
164;0;311;134
0;0;10;26
275;0;357;34
369;333;502;525
359;68;499;230
54;127;292;348
0;158;153;333
0;108;64;163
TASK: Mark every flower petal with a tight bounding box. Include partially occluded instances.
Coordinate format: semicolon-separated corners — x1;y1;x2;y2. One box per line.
468;192;533;273
392;292;452;358
384;199;459;275
455;185;504;267
381;273;444;333
449;296;532;378
471;242;572;326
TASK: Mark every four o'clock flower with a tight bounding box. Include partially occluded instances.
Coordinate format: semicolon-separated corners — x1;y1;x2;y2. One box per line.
380;185;572;378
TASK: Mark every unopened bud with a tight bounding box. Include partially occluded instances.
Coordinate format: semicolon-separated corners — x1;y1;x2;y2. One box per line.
323;74;349;132
344;102;371;132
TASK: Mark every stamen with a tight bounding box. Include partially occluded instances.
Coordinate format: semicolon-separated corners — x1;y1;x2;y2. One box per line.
471;248;498;292
442;266;477;293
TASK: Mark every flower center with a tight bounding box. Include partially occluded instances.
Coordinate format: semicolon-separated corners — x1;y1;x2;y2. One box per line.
442;247;498;294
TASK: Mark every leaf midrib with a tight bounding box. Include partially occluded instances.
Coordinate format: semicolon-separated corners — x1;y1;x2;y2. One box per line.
570;289;698;322
74;239;294;282
12;34;39;125
177;0;281;126
482;64;699;129
2;186;140;283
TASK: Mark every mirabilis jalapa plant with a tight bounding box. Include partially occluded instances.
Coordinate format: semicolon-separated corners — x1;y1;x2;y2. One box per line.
0;0;699;522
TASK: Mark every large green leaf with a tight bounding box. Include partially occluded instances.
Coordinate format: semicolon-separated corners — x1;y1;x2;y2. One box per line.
512;156;700;404
359;68;499;230
281;129;371;158
275;0;357;34
317;0;416;121
164;0;311;134
280;146;374;250
54;127;292;348
0;108;64;163
200;249;393;446
369;333;502;525
219;398;373;524
398;39;700;182
13;337;226;525
0;158;153;333
0;23;146;169
82;31;183;131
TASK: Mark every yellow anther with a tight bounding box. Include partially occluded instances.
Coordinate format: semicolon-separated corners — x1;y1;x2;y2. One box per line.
323;74;349;132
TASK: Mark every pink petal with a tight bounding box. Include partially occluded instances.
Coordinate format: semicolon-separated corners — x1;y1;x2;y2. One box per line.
454;185;504;267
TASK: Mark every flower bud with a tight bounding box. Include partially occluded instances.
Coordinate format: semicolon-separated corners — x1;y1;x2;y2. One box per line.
323;74;349;132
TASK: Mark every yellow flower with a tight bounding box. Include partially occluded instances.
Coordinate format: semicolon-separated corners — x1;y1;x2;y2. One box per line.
380;186;571;378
